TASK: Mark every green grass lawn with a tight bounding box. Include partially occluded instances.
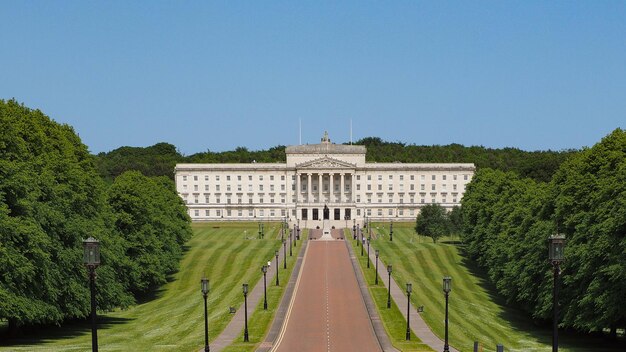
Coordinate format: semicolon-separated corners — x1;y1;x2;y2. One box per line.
220;228;306;352
0;222;293;351
369;222;625;352
345;229;433;352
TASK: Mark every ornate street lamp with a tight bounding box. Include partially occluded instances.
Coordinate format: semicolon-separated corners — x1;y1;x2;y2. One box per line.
390;220;393;242
83;237;100;352
243;284;249;342
387;265;393;308
275;250;280;286
283;239;287;269
549;233;566;352
366;237;371;268
352;224;356;240
261;266;268;310
406;283;412;340
201;277;210;352
443;276;452;352
361;235;365;256
289;228;293;257
375;250;380;285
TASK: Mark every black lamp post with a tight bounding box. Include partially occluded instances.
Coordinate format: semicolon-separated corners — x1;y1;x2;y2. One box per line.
201;277;210;352
283;239;287;269
406;283;412;340
375;250;380;285
275;250;280;286
258;222;262;239
243;283;249;342
390;221;393;242
261;223;264;238
443;276;452;352
297;225;300;240
261;266;268;310
366;237;371;268
353;224;356;240
83;237;100;352
361;235;365;256
289;228;293;256
549;233;566;352
387;264;392;308
293;224;297;246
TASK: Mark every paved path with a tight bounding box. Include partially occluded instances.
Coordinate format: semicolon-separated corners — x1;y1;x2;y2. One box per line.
271;239;381;352
209;234;302;352
367;239;460;352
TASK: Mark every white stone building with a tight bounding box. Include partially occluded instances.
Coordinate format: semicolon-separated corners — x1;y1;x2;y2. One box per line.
175;133;475;228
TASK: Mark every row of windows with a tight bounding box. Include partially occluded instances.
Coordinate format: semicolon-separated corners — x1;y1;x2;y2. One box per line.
181;173;471;183
183;174;287;182
182;184;288;192
190;207;443;218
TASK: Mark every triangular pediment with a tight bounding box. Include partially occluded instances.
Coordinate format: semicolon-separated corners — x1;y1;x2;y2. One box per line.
296;156;356;169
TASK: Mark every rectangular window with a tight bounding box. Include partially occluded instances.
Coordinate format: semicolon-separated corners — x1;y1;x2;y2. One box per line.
367;209;372;216
194;185;198;191
248;184;253;191
378;184;382;191
443;175;447;181
205;175;209;181
216;185;220;191
410;175;414;181
205;185;209;191
260;197;264;203
216;210;221;217
410;184;414;191
259;185;264;191
249;210;254;216
356;175;361;180
431;184;436;191
388;209;393;216
367;175;371;181
205;195;210;203
238;209;243;216
281;184;285;191
216;175;220;181
259;175;263;181
400;175;404;181
281;175;285;181
453;175;457;181
183;176;187;181
194;176;198;181
259;210;264;217
226;176;230;181
205;210;210;216
237;184;242;191
270;185;275;191
249;175;253;181
194;196;199;203
464;175;469;181
367;184;371;191
388;198;393;203
227;210;232;216
453;184;457;191
237;175;241;181
420;184;425;191
194;210;199;216
378;175;382;181
378;209;383;216
388;184;393;191
183;185;188;190
421;175;425;181
216;197;220;203
227;185;231;191
270;175;274;181
432;175;436;180
227;198;231;204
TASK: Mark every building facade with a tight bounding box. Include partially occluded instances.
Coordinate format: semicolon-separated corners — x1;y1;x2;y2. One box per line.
175;133;475;227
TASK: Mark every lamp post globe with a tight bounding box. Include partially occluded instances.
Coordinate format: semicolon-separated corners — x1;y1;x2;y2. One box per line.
83;237;100;352
201;277;210;352
387;265;393;308
548;233;566;352
443;276;452;352
243;283;249;342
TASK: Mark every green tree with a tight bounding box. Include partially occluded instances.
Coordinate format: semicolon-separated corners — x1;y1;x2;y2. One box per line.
415;204;449;243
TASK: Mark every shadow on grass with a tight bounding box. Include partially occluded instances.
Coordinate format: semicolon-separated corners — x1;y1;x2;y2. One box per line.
455;243;626;351
0;316;133;347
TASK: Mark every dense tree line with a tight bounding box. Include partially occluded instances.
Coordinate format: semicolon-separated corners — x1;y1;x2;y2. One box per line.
461;129;626;336
95;137;574;183
0;99;191;334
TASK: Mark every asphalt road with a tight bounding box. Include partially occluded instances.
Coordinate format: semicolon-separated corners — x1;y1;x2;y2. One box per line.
272;237;381;352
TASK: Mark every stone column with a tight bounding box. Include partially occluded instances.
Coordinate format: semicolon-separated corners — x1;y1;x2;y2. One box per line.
318;173;323;203
329;173;334;203
340;173;345;203
295;172;300;204
307;173;312;203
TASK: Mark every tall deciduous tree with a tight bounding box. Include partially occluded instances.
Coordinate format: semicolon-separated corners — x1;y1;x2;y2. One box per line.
415;204;449;243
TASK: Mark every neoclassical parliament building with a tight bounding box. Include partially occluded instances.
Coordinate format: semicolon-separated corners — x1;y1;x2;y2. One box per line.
175;133;475;227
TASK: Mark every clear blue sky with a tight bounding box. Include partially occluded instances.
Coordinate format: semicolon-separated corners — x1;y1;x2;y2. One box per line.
1;1;625;154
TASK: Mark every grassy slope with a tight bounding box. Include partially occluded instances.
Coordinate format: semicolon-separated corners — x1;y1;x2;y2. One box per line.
370;222;625;352
345;229;433;352
0;222;286;351
220;228;307;352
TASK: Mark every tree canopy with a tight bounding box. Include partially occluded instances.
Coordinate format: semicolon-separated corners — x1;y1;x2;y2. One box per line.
0;99;191;333
461;128;626;334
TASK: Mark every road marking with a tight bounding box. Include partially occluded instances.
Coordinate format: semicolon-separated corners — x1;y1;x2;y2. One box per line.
270;241;310;352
